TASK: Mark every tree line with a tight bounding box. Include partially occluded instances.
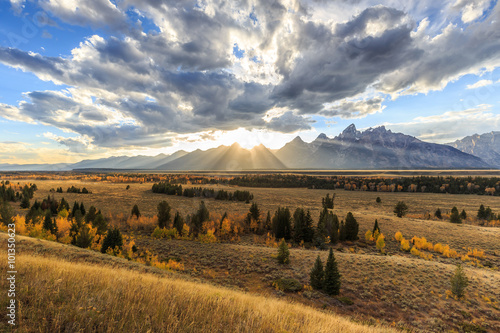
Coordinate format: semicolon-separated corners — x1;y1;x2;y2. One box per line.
152;182;254;202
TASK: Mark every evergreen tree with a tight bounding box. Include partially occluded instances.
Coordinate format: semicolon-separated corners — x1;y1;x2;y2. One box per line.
451;206;459;215
79;202;86;216
451;264;469;298
264;211;272;231
277;239;290;264
0;200;14;226
293;208;305;243
339;221;347;242
85;206;97;224
460;209;467;220
322;193;334;209
316;207;328;242
393;201;408;218
477;204;486;219
435;208;442;219
323;248;341;296
20;194;30;209
157;200;171;228
131;204;141;218
450;209;462;223
376;196;381;203
92;213;108;235
58;198;69;212
43;211;53;232
192;201;209;237
173;211;185;235
484;207;493;220
303;210;315;243
75;224;93;248
372;219;380;235
71;201;80;218
272;207;292;240
101;228;123;254
310;255;324;290
344;212;359;241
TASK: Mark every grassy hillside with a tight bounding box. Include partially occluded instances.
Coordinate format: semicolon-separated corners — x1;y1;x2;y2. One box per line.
0;234;393;333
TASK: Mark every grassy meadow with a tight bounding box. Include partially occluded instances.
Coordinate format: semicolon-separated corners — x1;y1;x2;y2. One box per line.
1;175;500;332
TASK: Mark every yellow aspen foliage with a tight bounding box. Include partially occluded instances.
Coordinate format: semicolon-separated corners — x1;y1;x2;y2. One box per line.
13;215;27;235
58;208;69;218
410;247;420;257
365;230;373;242
376;234;385;253
55;217;72;242
197;229;217;243
466;248;485;258
400;238;411;252
395;231;403;242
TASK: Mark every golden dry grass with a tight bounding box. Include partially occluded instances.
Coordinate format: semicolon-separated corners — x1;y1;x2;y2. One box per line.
0;236;393;333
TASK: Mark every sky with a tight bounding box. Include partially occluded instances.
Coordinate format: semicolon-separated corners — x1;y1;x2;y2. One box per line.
0;0;499;165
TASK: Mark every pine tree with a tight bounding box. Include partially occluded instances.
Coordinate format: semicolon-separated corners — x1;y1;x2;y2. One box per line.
460;209;467;220
393;201;408;218
173;211;185;235
303;210;314;243
157;200;171;228
272;207;292;240
451;206;459;215
323;248;341;295
310;255;324;290
264;211;272;231
376;196;381;203
293;208;305;243
435;208;442;219
75;224;93;248
0;200;14;226
477;204;486;219
79;202;86;216
372;219;380;235
450;209;462;223
131;204;141;218
344;212;359;241
92;213;108;235
277;239;290;264
451;264;469;298
71;201;80;218
339;220;347;241
85;206;97;224
101;228;123;254
20;194;30;209
329;214;339;244
43;211;53;231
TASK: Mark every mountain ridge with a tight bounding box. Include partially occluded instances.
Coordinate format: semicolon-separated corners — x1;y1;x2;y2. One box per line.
0;125;495;171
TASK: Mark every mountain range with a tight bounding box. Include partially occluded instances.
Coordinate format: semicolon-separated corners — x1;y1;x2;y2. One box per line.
0;125;497;171
447;131;500;168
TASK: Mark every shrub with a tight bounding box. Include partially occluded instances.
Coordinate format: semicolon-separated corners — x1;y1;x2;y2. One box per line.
364;230;373;242
395;231;403;242
277;239;290;264
337;296;354;305
451;264;469;298
393;201;408;218
272;278;302;292
376;234;385;253
400;238;411;252
376;196;381;203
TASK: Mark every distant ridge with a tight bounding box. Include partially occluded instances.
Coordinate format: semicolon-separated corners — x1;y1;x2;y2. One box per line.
0;125;494;171
447;131;500;168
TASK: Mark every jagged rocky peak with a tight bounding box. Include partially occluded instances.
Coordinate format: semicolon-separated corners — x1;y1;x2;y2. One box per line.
316;133;329;141
338;123;360;140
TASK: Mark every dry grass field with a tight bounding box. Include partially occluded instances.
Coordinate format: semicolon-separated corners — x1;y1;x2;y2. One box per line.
3;176;500;332
0;234;394;333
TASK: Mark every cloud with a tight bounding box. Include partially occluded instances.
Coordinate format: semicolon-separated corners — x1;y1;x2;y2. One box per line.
265;111;315;133
383;104;500;143
466;79;493;89
321;97;386;119
0;1;500;152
